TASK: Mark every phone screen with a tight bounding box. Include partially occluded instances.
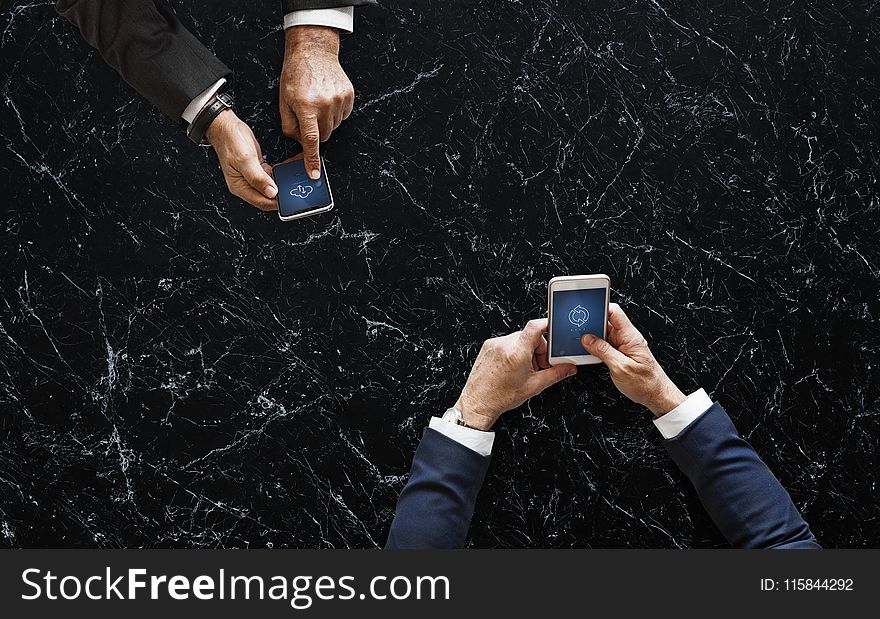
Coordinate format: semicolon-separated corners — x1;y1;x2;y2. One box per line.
273;158;332;219
550;287;608;357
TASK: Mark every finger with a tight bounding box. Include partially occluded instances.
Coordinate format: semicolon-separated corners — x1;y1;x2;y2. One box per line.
605;321;617;347
318;115;334;143
261;161;274;178
608;303;641;337
275;153;303;165
607;303;647;349
330;109;343;133
533;335;550;370
298;112;321;180
520;318;549;349
231;183;278;212
528;364;577;393
273;152;306;167
253;141;278;191
580;333;629;370
244;133;277;198
334;96;349;129
342;93;354;120
281;106;300;141
240;158;278;200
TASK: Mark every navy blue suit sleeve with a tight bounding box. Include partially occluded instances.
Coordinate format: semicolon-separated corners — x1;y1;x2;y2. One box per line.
664;403;820;549
385;428;491;549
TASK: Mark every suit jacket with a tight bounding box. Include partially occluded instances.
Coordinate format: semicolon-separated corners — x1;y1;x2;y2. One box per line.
57;1;377;120
664;403;819;548
386;428;491;549
282;1;376;10
57;0;231;119
386;403;820;549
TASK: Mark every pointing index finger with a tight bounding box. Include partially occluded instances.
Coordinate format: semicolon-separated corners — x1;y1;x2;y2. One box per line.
299;113;321;180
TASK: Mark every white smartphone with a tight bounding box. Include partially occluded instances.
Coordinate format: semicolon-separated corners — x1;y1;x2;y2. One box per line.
547;274;611;365
272;157;335;221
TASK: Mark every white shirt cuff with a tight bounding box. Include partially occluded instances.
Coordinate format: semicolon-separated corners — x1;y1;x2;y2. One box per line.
428;417;495;457
181;78;226;124
283;8;354;33
653;388;713;439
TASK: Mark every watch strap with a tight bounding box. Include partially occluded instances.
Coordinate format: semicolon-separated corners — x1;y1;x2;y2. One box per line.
187;92;234;145
443;406;479;430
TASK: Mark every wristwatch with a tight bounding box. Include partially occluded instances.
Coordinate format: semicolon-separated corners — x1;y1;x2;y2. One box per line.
442;406;479;430
187;91;234;145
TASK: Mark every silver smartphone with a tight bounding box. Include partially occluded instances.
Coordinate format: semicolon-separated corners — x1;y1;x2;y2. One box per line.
272;158;334;222
547;274;611;365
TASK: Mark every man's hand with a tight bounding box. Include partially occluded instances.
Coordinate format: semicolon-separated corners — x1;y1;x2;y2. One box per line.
281;26;354;180
580;303;686;417
454;318;577;431
206;109;278;211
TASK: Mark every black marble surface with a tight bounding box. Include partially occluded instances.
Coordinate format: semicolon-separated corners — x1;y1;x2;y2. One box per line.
1;0;878;548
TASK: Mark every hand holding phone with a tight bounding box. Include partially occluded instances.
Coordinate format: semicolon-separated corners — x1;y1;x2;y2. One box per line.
547;274;611;365
580;303;687;416
453;318;577;430
272;156;334;221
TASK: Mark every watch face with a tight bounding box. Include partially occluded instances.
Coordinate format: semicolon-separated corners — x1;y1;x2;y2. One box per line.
442;408;462;424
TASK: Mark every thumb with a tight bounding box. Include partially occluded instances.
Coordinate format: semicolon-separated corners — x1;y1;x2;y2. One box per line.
529;363;577;393
298;113;321;180
240;157;277;199
581;334;628;369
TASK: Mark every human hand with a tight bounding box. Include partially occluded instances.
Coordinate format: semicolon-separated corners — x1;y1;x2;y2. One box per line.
281;26;354;180
579;303;686;417
206;109;278;211
454;318;577;431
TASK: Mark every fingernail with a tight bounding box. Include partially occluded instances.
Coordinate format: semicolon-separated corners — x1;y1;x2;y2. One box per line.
309;168;320;180
568;368;577;377
581;334;593;346
265;186;278;199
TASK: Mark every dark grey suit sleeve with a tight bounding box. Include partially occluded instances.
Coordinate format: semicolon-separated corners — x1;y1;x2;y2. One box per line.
56;0;231;120
281;1;377;13
664;403;820;549
385;428;491;549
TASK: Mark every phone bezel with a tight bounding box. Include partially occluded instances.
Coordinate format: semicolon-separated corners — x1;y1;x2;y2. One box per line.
547;274;611;366
273;158;335;222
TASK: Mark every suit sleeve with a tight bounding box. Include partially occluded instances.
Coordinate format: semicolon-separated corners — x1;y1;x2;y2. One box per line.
385;428;491;549
664;403;820;549
281;1;377;11
56;0;231;120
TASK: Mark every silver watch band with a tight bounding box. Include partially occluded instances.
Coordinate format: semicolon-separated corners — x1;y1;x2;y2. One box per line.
442;406;478;429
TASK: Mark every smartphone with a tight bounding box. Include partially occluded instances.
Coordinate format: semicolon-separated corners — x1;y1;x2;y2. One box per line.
272;158;334;221
547;274;611;365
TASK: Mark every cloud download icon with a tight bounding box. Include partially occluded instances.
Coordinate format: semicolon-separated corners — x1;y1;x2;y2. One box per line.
568;305;590;328
290;184;313;199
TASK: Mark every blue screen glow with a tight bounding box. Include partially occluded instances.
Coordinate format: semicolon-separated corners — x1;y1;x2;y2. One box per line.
274;159;332;218
551;287;607;357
